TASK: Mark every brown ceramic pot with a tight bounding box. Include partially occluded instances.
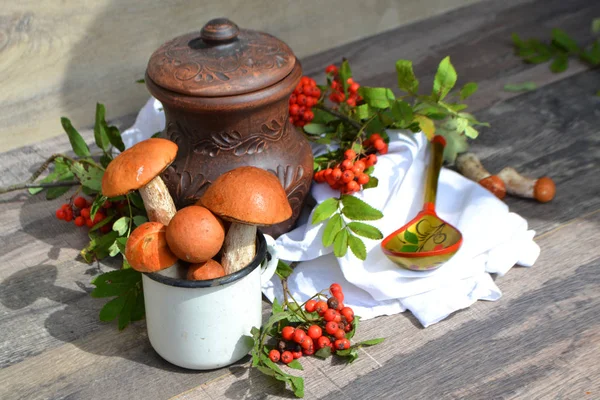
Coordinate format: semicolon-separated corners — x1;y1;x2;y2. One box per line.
145;18;314;237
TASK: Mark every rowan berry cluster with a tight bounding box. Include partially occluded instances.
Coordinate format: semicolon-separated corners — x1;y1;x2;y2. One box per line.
54;196;124;233
289;76;321;127
325;64;362;107
313;133;389;194
268;283;356;364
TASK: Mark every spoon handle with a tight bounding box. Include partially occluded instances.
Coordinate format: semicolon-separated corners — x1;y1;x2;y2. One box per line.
423;135;446;211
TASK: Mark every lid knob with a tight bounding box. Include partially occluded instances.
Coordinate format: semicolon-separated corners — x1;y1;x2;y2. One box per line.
200;18;239;43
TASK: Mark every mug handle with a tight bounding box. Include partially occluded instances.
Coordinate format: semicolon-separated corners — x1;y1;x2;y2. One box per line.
260;234;280;285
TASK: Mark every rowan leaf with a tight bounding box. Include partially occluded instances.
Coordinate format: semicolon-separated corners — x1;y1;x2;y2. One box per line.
94;103;111;152
70;162;103;192
433;56;457;101
395;60;419;93
61;117;91;157
347;222;383;240
340;195;383;221
459;82;478;100
347;234;367;260
311;198;340;224
333;229;349;258
322;213;343;247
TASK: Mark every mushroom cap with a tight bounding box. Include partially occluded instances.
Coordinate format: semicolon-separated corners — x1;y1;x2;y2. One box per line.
479;175;506;200
102;138;178;197
165;206;225;263
199;166;292;226
187;259;226;281
125;222;178;273
534;176;556;203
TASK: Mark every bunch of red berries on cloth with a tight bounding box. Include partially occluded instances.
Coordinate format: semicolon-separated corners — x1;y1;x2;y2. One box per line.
55;195;127;233
289;76;321;127
250;282;384;397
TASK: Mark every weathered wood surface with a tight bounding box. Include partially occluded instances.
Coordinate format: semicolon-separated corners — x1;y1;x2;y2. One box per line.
0;0;482;153
1;0;600;398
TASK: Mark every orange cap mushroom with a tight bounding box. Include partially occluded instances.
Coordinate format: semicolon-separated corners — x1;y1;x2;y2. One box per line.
533;176;556;203
498;167;556;203
165;205;225;263
479;175;506;200
455;152;505;200
102;138;178;225
125;222;178;273
187;259;226;281
199;166;291;274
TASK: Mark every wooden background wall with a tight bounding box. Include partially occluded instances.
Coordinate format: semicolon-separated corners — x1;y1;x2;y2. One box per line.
0;0;482;152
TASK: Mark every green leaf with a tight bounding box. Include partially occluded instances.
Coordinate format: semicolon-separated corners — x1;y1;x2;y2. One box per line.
437;128;469;163
89;214;114;232
400;244;419;252
303;123;332;135
322;213;343;247
550;53;569;73
503;82;537;92
391;100;413;126
129;290;145;321
433;56;457;101
362;176;378;189
464;125;479;139
91;268;141;298
132;215;148;226
355;104;373;120
112;216;130;236
106;126;126;152
311;108;338;124
70;163;104;192
336;348;359;363
333;229;348;258
314;346;333;359
136;78;145;84
359;337;385;346
511;33;525;48
115;237;128;254
404;230;418;244
108;240;121;257
99;295;127;322
340;195;383;221
128;192;145;210
395;60;419;93
46;186;72;200
287;359;304;371
339;59;352;93
358;87;395;109
29;158;74;195
580;42;600;65
290;376;305;398
347;222;383;240
272;298;284;315
459;82;478;100
311;198;340;224
347;234;367;260
275;260;294;279
94;103;111;152
551;29;580;53
61;117;91;157
593;18;600;34
118;290;136;330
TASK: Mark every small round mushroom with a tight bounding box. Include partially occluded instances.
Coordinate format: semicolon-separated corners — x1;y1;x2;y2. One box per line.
187;259;226;281
165;205;225;263
125;222;178;273
456;152;506;199
102;138;178;226
199;166;292;275
498;167;556;203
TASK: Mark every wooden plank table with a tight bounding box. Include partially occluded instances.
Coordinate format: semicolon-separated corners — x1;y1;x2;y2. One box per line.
1;0;599;398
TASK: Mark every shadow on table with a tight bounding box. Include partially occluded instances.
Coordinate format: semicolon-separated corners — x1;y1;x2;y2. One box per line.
224;365;296;399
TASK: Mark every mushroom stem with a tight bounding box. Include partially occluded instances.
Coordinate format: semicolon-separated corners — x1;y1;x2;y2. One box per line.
139;176;177;226
456;152;506;199
497;167;556;203
221;223;256;275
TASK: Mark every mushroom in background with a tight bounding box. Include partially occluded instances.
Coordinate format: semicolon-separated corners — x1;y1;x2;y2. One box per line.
199;166;292;275
102;138;178;226
187;259;226;281
165;205;225;263
125;222;178;273
498;167;556;203
455;152;507;199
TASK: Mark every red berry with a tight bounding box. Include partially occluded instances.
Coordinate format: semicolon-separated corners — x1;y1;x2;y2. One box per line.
345;180;360;193
341;170;354;183
373;139;386;151
315;301;328;316
73;196;87;208
102;200;112;209
269;349;281;363
323;308;339;322
86;218;94;228
92;212;105;224
353;160;366;173
379;145;389;155
345;322;353;332
344;149;356;160
325;64;338;74
282;326;295;341
300;336;314;350
297;94;307;106
80;208;90;218
64;210;73;222
293;329;307;344
340;159;353;170
292;351;303;359
366;154;378;166
310;87;321;98
333;329;346;340
74;216;85;227
346;98;356;107
304;299;317;313
334;338;351;350
357;173;370;185
327;297;340;310
330;283;343;293
341;307;354;323
100;225;111;234
55;209;66;220
61;203;70;210
281;351;294;364
331;168;342;181
289;103;300;116
333;290;344;303
307;325;322;340
303;110;314;122
349;82;360;93
347;78;355;85
369;133;382;142
325;321;338;335
289;94;297;104
303;346;315;355
317;336;331;349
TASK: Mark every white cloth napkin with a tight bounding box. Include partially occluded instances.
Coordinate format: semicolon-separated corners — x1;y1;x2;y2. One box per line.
122;98;540;328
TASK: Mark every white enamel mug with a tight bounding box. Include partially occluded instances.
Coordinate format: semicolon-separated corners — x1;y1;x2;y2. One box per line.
142;232;278;370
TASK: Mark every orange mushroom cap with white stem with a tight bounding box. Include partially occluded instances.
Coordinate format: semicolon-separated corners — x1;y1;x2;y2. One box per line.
199;166;292;275
102;138;178;226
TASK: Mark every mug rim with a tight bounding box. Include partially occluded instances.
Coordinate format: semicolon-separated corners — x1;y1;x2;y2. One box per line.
144;230;268;288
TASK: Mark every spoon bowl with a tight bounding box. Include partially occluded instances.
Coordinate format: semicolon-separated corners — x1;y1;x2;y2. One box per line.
381;136;463;271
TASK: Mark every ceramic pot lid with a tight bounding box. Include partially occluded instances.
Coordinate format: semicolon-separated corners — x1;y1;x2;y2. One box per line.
146;18;296;97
